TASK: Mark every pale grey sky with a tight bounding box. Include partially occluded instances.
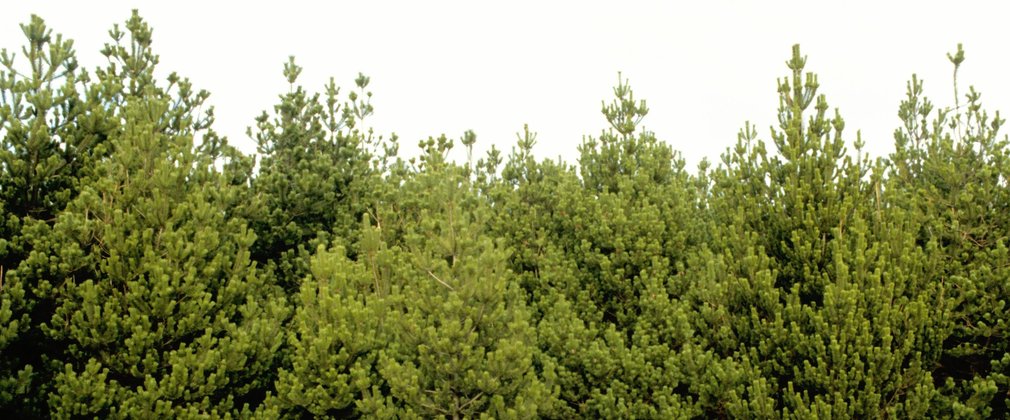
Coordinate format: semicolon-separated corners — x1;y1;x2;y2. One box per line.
4;1;1008;167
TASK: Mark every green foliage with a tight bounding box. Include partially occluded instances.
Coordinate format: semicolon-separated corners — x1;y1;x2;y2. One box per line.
274;143;555;418
28;95;286;417
249;57;391;292
272;244;385;417
0;14;116;415
2;11;279;418
681;45;949;417
889;44;1010;417
2;13;1009;419
484;76;711;417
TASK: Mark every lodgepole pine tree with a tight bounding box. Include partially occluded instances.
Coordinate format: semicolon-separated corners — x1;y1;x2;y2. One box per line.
685;44;948;417
486;78;718;417
275;135;556;418
0;15;119;415
17;87;287;418
249;57;390;293
889;45;1010;417
4;12;287;418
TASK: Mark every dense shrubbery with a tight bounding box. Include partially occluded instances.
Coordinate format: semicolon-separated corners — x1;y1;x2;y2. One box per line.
2;12;1008;419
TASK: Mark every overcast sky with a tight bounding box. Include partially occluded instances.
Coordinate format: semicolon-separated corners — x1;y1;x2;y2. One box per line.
4;1;1008;168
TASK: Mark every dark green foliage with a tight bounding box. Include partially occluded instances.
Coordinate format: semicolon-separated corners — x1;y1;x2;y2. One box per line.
0;14;117;415
249;57;389;293
3;13;1010;419
679;46;950;417
28;94;286;417
2;12;282;418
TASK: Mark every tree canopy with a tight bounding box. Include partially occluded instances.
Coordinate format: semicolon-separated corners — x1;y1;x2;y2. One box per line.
1;11;1009;419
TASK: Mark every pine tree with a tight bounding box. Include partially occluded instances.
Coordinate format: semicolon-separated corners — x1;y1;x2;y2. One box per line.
686;45;948;416
3;12;287;417
0;15;118;415
275;136;555;418
8;12;1010;417
270;242;387;417
18;78;286;419
486;77;713;417
889;45;1010;417
249;57;390;293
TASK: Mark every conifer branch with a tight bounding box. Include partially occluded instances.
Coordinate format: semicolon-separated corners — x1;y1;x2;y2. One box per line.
457;391;485;412
426;269;454;291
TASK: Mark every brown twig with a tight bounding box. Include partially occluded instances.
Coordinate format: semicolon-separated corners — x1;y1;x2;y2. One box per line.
427;269;454;291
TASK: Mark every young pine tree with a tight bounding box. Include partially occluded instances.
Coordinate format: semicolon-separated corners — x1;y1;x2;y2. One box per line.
249;58;389;293
15;91;287;418
487;79;713;417
0;14;132;415
686;45;947;417
276;136;555;418
889;45;1010;417
5;12;287;417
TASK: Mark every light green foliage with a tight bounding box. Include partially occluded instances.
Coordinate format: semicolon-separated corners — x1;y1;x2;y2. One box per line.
0;15;116;414
275;139;555;418
272;244;385;417
3;13;1010;419
889;44;1010;417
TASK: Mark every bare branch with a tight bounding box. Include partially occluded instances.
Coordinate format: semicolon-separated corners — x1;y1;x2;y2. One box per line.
427;269;454;291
